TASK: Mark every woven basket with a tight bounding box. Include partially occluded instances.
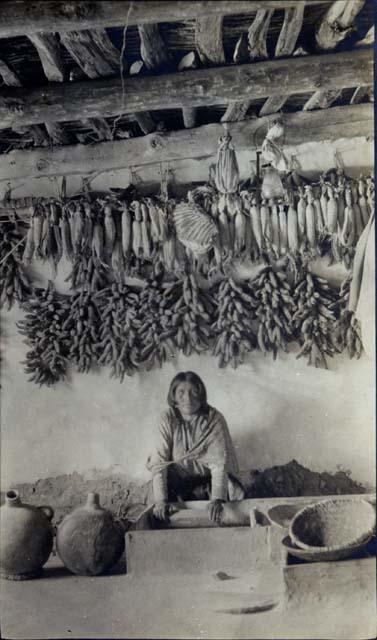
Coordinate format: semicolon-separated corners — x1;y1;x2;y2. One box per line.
281;535;371;563
289;498;376;552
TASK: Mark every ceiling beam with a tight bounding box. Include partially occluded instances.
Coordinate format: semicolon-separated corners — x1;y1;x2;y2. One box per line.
28;33;65;82
0;48;371;130
0;104;372;183
0;2;332;39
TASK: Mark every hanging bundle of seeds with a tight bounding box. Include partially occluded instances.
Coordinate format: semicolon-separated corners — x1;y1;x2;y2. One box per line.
293;269;339;369
62;289;101;373
95;283;141;380
1;214;32;310
17;283;70;386
162;273;215;356
332;274;363;359
211;277;257;369
250;267;294;359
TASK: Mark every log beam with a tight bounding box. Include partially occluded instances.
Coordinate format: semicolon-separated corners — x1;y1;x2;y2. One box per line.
0;104;372;183
221;101;253;123
0;59;22;87
316;0;366;51
196;16;225;65
44;121;71;144
0;49;371;130
28;33;65;82
275;3;305;57
303;89;342;111
60;29;120;78
138;24;170;70
0;2;331;38
259;95;289;117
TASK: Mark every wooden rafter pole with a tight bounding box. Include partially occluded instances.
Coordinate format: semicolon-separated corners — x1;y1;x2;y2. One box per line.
0;48;371;130
0;104;372;183
0;1;332;39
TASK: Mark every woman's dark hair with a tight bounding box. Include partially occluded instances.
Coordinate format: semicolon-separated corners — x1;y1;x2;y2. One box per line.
167;371;208;413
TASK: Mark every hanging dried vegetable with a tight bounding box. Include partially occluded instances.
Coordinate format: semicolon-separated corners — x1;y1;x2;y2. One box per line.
62;289;101;373
211;277;257;368
17;283;70;386
95;282;140;380
214;132;240;195
250;267;295;359
162;273;215;356
332;275;363;360
0;213;32;309
132;267;177;369
293;269;339;369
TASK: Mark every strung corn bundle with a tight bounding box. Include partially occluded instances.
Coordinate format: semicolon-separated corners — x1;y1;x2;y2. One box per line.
278;202;288;256
303;185;318;257
214;133;240;195
133;270;177;369
50;202;63;264
296;187;306;252
260;196;272;253
82;201;94;252
332;275;363;359
249;195;264;259
162;273;215;356
286;192;299;257
293;269;339;369
63;289;101;373
250;267;294;360
95;282;140;380
270;199;280;259
17;283;70;386
1;214;31;309
211;277;257;369
32;204;44;260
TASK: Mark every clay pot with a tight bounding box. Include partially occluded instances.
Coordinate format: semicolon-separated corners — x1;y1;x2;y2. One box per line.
0;489;54;580
56;493;125;576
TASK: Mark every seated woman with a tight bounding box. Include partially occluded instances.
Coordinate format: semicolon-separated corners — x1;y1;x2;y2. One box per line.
146;371;245;524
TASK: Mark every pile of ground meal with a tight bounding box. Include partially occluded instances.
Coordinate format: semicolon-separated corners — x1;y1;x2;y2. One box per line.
245;459;367;498
1;460;368;526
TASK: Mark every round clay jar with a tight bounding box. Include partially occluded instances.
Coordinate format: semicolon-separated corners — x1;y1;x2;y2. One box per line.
56;492;125;576
0;489;54;580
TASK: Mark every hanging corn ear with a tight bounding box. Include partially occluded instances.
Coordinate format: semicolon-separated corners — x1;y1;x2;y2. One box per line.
332;275;363;360
287;198;299;256
270;199;280;258
162;235;176;272
336;186;345;231
234;197;247;256
40;204;51;260
111;239;125;283
60;206;74;262
249;196;264;256
226;193;239;249
50;202;63;264
82;201;94;251
103;203;116;257
1;214;32;309
157;204;169;242
260;197;272;248
319;177;328;226
297;187;306;249
341;187;356;248
217;195;231;255
210;194;219;220
304;186;317;255
22;211;35;265
121;203;132;258
140;202;152;259
278;202;288;255
72;202;85;255
358;176;370;227
352;192;365;239
32;205;44;260
145;197;161;246
131;201;143;259
313;188;325;233
326;185;338;233
92;214;106;265
214;133;239;194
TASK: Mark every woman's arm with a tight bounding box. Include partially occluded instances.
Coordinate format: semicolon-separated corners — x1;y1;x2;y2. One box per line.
148;412;173;504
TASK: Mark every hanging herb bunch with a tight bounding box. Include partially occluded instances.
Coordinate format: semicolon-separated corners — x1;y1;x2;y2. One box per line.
95;282;141;381
250;267;295;359
211;277;257;369
17;282;70;386
0;212;31;310
293;267;339;369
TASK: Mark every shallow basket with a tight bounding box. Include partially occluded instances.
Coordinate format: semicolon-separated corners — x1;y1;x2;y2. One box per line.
289;498;376;552
281;535;371;563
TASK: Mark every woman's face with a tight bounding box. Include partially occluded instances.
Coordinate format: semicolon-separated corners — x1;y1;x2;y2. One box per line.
174;382;202;417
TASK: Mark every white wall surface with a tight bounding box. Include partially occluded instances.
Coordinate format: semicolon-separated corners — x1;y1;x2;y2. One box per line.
0;136;375;488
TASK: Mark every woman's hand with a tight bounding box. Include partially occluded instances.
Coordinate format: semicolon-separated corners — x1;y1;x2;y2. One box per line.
208;499;225;524
153;501;171;523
